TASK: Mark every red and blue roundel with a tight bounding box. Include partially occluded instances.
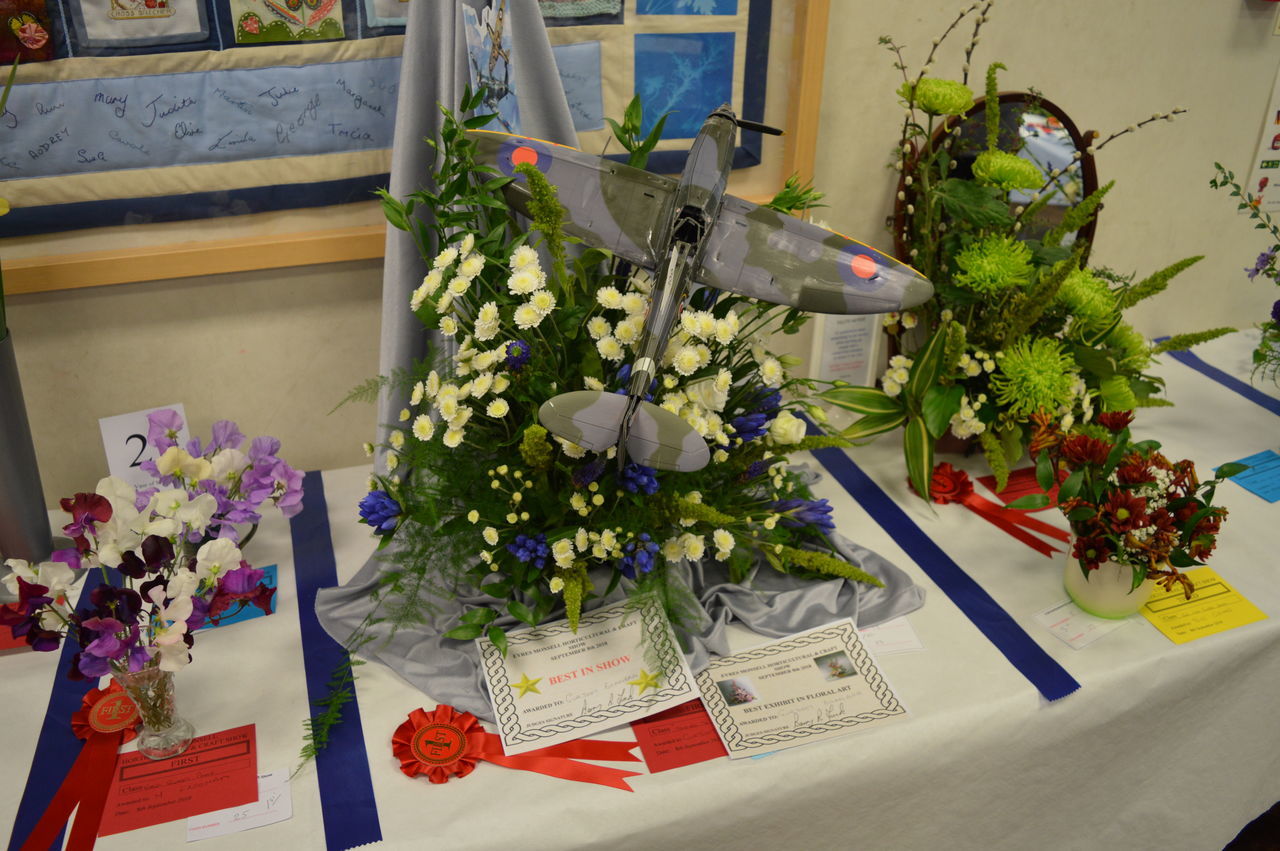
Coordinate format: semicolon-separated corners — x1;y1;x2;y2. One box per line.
497;137;554;179
838;248;886;292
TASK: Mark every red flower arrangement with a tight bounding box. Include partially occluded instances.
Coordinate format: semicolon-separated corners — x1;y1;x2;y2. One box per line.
1020;410;1245;598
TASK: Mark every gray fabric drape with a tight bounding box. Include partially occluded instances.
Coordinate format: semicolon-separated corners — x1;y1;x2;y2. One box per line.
315;1;924;720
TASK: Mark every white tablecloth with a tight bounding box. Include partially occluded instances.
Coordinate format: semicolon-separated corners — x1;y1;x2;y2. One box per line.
4;332;1278;851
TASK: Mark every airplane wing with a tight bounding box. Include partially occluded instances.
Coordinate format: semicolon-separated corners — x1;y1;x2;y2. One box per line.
467;129;675;269
695;195;934;314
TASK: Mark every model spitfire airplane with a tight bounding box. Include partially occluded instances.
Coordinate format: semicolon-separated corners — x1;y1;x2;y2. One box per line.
467;105;933;473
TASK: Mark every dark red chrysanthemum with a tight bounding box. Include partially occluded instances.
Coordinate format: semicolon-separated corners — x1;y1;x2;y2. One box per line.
1095;410;1135;433
1060;434;1113;467
1072;535;1112;570
1100;490;1149;532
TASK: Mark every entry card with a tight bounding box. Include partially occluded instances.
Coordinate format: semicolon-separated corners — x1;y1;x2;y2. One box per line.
1223;449;1280;503
477;596;698;756
187;768;292;841
695;619;908;759
99;724;258;836
98;403;190;489
1141;567;1268;644
630;699;727;773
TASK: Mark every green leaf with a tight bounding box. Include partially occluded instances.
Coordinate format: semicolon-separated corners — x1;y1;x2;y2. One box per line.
1006;494;1051;510
1066;506;1097;523
463;113;496;129
486;626;509;657
1057;469;1084;503
817;386;904;416
507;600;537;626
904;324;952;404
1214;462;1249;479
840;410;907;441
442;623;485;641
1035;450;1055;493
934;178;1015;230
921;384;965;439
1169;550;1201;568
903;417;935;502
459;607;498;626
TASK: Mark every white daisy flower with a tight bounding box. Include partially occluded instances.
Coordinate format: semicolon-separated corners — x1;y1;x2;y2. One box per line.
443;428;465;448
510;244;540;271
412;415;435;441
486;398;510;417
410;284;429;312
586;316;612;340
596;286;623;309
389;430;405;450
760;357;784;387
552;539;575;568
439;315;458;337
471;373;494;397
621;293;646;315
508;269;541;295
410;382;424;406
482;526;499;546
425;371;440;398
557;438;586;459
493;374;511;393
385;450;399;471
422;269;444;295
672;346;702;376
460;233;476;255
597;336;625;362
529;289;557;316
458;253;485;280
448;276;470;296
614;317;642;345
513;303;543;329
475;320;500;342
436;291;454;313
432;246;458;269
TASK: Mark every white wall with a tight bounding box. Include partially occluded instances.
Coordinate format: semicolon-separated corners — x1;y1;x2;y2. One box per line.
7;0;1280;508
813;0;1280;337
7;260;382;508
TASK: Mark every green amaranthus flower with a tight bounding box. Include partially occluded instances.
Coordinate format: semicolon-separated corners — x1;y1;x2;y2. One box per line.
897;77;974;116
954;234;1033;294
990;337;1079;418
1057;269;1117;336
971;149;1043;191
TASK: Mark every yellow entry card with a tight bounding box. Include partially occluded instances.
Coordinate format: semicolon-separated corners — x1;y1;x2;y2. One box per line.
1141;567;1268;644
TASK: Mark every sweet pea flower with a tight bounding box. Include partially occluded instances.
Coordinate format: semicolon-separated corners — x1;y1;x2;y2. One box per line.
195;538;242;583
147;409;185;453
155;446;214;482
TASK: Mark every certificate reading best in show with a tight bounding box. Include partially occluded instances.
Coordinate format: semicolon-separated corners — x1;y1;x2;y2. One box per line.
696;619;908;759
477;597;698;755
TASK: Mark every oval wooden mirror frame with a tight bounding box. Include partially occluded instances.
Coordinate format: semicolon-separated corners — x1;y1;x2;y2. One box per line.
891;92;1100;269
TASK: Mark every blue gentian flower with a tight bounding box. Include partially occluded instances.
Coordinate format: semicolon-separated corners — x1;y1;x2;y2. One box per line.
771;498;836;533
358;490;402;535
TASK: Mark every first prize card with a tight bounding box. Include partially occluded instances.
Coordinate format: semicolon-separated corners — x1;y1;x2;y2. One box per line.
477;596;697;755
696;619;908;759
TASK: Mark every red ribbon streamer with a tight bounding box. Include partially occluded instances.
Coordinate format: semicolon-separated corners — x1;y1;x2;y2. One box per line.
924;463;1070;557
392;705;643;791
20;681;140;851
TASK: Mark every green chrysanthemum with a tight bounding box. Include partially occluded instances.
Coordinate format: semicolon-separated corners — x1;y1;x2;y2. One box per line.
971;149;1044;191
1107;321;1153;373
990;337;1079;418
1057;269;1118;336
954;234;1034;294
897;78;975;116
1098;374;1138;411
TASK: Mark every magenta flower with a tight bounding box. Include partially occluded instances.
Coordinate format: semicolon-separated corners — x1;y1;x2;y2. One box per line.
59;493;112;552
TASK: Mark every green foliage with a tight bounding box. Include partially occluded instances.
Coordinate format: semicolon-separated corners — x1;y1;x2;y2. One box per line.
605;95;669;169
1043;181;1113;249
1150;327;1236;355
979;427;1011;493
765;174;827;215
1115;255;1203;309
984;63;1006;151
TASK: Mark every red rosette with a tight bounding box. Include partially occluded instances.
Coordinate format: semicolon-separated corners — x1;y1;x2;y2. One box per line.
926;462;975;504
70;681;140;744
392;705;483;784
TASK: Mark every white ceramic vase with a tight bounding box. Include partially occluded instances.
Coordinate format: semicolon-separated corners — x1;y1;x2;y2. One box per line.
1063;545;1155;619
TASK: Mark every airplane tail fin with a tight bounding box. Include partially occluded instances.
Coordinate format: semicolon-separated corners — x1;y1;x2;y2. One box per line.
537;391;710;472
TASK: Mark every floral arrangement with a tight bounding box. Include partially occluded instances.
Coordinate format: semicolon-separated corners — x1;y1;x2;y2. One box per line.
1209;163;1280;383
0;412;298;677
1016;410;1243;596
346;90;868;655
1;478;275;678
819;1;1233;501
141;408;305;543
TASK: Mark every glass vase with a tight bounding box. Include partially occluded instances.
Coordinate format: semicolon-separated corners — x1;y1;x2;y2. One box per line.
1063;544;1155;619
112;665;195;760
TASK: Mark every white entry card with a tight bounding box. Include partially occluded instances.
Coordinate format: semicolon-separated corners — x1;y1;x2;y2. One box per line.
695;619;908;759
1033;598;1128;650
186;769;292;841
477;596;698;755
98;403;189;489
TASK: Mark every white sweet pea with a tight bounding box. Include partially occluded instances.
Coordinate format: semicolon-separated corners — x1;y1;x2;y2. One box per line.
174;492;217;533
195;537;242;582
155;447;213;482
210;448;249;484
2;558;75;600
151;589;193;672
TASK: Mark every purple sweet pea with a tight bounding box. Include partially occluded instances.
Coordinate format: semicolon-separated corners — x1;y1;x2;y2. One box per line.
147;409;185;453
209;420;246;451
49;548;82;570
218;565;265;597
248;435;282;466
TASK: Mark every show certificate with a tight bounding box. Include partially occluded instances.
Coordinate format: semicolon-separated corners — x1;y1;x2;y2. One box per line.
696;619;907;759
477;596;698;755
